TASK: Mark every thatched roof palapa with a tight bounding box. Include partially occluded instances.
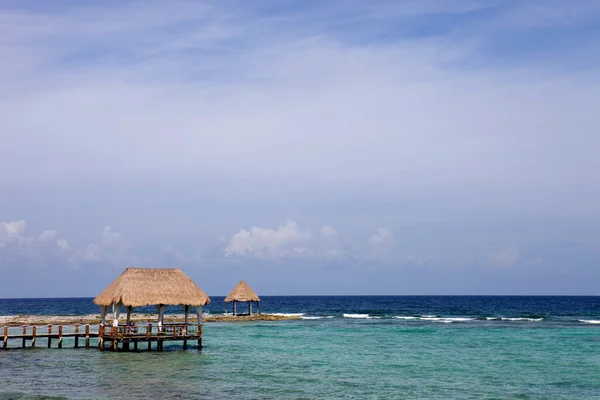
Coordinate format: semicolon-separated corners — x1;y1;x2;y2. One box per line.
94;268;211;308
224;280;260;303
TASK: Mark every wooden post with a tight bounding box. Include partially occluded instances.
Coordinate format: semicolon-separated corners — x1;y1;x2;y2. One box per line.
85;325;90;349
197;324;202;350
134;340;138;351
112;326;117;352
2;326;7;350
98;325;104;350
147;324;152;351
22;326;27;348
249;302;252;315
123;325;130;351
74;324;79;348
47;325;52;348
58;325;63;349
233;301;236;316
158;322;163;352
32;325;36;347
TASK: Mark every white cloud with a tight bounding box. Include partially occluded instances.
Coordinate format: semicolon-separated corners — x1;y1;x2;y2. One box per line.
72;225;131;266
83;244;100;261
102;226;122;243
57;239;71;251
320;225;337;237
368;228;394;245
39;230;57;241
1;220;26;236
225;221;312;258
0;220;73;267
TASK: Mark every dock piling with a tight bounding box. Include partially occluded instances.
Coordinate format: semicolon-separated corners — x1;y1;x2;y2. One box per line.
147;324;152;351
85;325;90;348
74;324;79;348
58;325;63;349
32;325;36;347
22;326;27;348
47;325;52;348
98;325;104;350
197;324;202;350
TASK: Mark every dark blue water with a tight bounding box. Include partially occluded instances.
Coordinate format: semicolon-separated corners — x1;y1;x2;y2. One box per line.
1;296;599;325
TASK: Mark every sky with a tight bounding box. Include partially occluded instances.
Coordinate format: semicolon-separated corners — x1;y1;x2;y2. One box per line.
1;0;600;297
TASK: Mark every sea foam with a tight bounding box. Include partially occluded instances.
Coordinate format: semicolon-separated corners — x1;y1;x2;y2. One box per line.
271;313;305;317
394;316;474;323
343;313;378;319
501;317;543;322
579;319;600;324
421;317;475;323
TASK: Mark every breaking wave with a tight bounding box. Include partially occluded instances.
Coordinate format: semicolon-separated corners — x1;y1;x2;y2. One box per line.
501;317;543;322
343;313;381;319
271;313;305;317
393;316;474;323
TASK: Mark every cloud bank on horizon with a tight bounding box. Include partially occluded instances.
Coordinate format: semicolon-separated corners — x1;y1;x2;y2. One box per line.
1;1;599;296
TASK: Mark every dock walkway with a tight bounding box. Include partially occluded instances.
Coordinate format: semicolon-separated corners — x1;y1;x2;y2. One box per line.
1;323;202;351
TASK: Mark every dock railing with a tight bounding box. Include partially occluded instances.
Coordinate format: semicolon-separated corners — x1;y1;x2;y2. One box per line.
2;322;202;352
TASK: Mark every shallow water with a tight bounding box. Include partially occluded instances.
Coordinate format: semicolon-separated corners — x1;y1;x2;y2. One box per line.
2;296;600;399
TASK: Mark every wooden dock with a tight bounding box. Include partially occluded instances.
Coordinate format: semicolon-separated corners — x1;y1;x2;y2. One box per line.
1;323;202;352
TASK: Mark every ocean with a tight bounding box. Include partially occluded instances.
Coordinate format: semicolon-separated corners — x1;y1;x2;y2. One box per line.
1;296;599;399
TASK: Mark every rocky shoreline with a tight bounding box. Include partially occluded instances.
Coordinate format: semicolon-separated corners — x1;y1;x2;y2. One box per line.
0;313;301;327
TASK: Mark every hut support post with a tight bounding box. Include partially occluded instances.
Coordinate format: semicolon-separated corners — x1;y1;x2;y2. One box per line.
195;306;203;323
249;302;252;315
126;306;133;326
183;305;190;348
112;302;122;328
233;301;237;316
184;305;190;325
100;306;108;326
257;302;260;315
157;304;167;332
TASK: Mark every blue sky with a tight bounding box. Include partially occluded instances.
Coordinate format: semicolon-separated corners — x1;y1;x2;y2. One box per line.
1;1;600;297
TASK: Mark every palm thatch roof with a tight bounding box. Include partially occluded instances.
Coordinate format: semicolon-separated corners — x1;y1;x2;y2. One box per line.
93;268;211;307
224;280;261;303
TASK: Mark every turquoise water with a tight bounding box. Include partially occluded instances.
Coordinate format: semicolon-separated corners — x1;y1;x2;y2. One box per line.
2;318;600;399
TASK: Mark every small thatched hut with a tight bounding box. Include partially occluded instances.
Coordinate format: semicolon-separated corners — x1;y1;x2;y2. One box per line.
94;268;210;327
224;280;261;316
